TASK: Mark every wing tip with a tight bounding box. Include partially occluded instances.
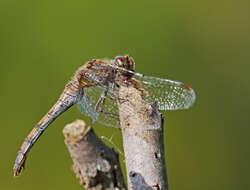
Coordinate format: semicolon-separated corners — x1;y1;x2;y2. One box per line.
181;82;192;91
182;83;196;109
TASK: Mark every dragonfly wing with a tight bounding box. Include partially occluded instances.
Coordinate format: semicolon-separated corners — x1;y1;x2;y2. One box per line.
77;89;99;123
97;89;120;128
107;63;195;110
77;86;120;128
132;74;196;110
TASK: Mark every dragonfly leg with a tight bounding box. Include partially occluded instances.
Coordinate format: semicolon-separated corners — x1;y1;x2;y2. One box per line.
107;83;119;100
94;84;120;121
108;82;128;104
95;94;120;121
95;81;120;111
98;95;106;113
96;95;120;120
95;87;108;112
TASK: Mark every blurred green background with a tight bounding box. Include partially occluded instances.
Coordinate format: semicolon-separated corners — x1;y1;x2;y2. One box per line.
1;0;250;189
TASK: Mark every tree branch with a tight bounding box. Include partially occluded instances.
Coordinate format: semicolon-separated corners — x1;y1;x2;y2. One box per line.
118;86;168;190
63;85;168;190
63;120;126;190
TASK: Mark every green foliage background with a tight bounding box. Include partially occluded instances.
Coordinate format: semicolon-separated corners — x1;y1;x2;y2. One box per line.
1;0;250;189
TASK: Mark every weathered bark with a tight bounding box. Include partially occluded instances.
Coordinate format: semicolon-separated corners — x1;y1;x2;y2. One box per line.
63;85;168;190
118;86;168;190
63;120;126;190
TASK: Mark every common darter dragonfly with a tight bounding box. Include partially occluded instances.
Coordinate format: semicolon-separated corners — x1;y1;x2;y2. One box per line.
13;55;196;176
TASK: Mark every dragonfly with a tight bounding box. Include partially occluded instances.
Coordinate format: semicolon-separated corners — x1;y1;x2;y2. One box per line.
13;55;196;176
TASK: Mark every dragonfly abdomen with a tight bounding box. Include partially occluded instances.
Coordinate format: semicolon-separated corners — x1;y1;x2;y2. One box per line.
13;81;83;176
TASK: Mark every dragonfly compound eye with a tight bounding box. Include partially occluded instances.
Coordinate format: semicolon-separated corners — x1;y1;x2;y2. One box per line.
114;56;126;66
114;55;134;71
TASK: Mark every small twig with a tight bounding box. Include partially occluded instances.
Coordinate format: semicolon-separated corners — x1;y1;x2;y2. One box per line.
63;120;126;190
118;86;168;190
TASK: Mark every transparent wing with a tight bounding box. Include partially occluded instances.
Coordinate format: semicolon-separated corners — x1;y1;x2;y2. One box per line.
108;63;196;110
77;89;99;123
132;74;196;110
97;90;120;128
77;62;195;128
77;86;120;128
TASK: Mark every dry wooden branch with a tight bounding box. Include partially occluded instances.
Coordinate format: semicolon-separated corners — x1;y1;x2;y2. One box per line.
118;86;168;190
63;120;126;190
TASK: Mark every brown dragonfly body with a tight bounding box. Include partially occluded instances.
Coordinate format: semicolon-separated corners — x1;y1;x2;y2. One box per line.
14;56;135;176
13;55;195;176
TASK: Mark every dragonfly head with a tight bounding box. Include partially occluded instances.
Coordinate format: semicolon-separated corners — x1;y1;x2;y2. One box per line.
114;55;135;71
